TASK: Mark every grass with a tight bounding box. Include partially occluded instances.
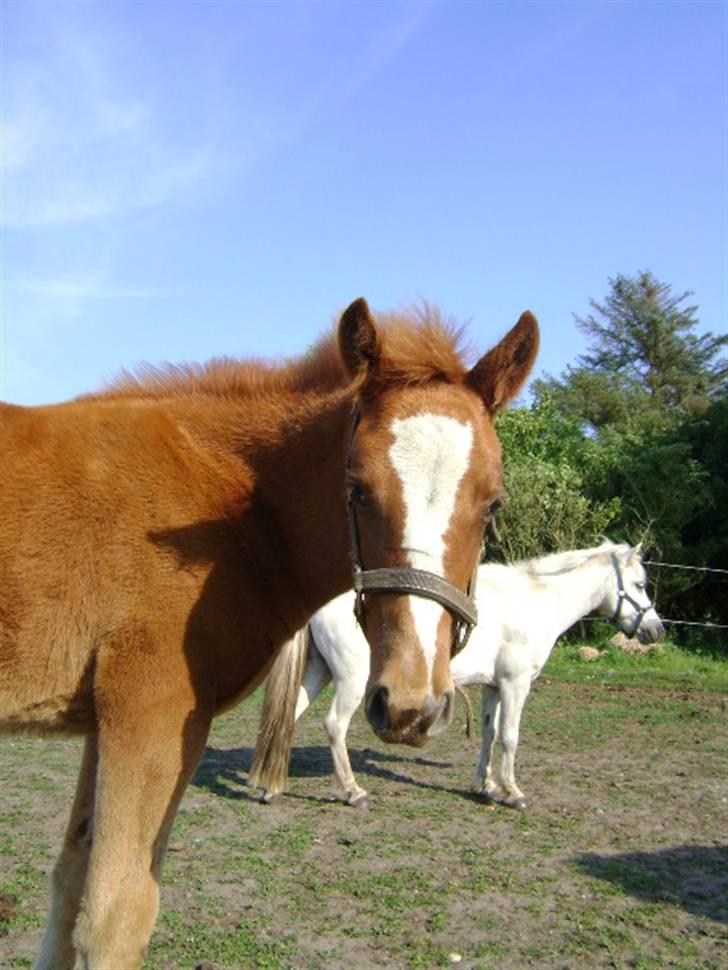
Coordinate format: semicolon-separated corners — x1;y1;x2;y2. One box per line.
543;634;728;692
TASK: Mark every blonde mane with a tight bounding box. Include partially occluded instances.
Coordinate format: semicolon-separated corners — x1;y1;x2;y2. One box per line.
516;540;631;577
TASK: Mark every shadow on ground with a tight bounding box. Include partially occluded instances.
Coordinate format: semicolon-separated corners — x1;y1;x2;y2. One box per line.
190;743;487;804
573;845;728;924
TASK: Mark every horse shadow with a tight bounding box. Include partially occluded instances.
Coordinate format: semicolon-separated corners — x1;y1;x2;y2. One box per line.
572;845;728;924
190;743;485;804
190;746;259;802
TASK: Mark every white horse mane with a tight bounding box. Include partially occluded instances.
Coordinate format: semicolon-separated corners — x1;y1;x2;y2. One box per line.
513;540;632;577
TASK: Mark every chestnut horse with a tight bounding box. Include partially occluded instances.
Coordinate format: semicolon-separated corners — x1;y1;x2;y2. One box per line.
0;298;538;969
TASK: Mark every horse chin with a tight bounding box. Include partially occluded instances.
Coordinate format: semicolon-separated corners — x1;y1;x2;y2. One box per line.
372;722;431;747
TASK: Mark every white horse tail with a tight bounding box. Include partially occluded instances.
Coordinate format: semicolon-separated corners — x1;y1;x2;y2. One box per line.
455;684;475;740
249;626;312;802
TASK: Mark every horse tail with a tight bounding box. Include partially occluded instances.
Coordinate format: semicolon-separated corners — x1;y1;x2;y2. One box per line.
456;684;475;740
249;625;312;801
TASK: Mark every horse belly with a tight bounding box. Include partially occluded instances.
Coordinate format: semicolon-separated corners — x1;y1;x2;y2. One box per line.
0;621;97;734
450;620;499;687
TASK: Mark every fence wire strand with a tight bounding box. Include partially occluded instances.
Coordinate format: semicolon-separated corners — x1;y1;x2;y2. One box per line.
643;560;728;576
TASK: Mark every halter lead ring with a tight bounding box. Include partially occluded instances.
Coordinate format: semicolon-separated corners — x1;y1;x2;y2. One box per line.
346;407;479;656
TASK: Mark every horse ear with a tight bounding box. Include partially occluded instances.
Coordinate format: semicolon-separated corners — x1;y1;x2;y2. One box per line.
338;298;381;379
466;311;540;414
631;542;644;561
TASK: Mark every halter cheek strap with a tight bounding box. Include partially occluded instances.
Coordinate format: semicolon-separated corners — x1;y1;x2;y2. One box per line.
346;406;479;657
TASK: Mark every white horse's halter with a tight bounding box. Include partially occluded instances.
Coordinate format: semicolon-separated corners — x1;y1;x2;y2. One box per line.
610;554;653;638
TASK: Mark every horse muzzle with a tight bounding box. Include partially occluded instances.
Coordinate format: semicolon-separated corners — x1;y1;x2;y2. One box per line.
637;613;665;644
365;685;454;746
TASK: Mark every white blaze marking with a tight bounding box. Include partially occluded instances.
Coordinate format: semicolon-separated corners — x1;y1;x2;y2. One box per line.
389;414;474;673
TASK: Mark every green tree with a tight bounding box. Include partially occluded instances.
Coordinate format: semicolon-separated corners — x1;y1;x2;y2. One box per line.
533;271;727;434
492;399;620;562
527;272;727;640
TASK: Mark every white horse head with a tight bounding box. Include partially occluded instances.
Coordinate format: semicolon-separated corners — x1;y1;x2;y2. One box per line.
598;543;664;644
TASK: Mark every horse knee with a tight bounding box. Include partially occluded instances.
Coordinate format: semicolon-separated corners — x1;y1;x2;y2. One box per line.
324;713;346;745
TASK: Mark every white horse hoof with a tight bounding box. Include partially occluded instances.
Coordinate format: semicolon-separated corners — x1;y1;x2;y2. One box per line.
259;790;278;805
505;796;527;811
348;793;369;810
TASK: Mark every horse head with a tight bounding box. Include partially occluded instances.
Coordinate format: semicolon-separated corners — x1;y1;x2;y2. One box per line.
606;544;665;644
338;298;539;746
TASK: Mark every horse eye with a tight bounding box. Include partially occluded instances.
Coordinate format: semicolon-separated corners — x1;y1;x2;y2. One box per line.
348;480;366;507
636;581;646;591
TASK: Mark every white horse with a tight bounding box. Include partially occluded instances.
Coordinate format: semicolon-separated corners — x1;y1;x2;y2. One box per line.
250;541;664;810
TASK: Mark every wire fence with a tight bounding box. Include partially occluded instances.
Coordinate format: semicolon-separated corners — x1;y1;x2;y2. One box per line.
643;560;728;576
642;559;727;631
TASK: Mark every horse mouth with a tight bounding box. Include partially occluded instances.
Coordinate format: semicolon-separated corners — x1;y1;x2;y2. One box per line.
637;618;665;644
365;687;453;746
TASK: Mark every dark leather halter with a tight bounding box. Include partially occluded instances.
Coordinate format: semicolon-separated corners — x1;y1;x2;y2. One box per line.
345;407;479;657
611;554;652;638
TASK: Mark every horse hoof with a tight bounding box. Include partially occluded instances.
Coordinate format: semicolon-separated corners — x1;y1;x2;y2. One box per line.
349;793;370;810
259;790;278;805
507;796;527;811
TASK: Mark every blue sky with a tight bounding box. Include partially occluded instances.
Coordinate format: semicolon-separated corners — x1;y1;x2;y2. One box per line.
1;0;726;406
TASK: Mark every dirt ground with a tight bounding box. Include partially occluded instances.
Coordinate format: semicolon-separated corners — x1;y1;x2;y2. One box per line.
1;680;726;969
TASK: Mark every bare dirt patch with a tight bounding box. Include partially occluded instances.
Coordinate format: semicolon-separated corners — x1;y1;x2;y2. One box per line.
1;681;726;968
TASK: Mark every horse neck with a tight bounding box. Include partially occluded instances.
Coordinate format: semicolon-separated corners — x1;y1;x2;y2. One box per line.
222;389;355;630
525;554;613;639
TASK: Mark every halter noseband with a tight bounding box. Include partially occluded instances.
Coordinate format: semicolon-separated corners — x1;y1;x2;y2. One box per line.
346;407;479;657
611;554;651;638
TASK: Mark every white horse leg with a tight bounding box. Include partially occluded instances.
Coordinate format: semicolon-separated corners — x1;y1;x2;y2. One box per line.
295;639;332;721
474;685;501;799
324;668;368;808
495;675;531;810
34;735;98;970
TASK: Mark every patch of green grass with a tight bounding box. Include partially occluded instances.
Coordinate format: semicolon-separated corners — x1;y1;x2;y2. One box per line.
544;638;728;692
147;910;297;970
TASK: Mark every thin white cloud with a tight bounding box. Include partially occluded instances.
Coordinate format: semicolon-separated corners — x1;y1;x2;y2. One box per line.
6;275;163;304
1;10;217;228
1;2;433;228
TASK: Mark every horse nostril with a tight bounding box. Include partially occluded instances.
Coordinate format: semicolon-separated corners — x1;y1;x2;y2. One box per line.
366;686;390;734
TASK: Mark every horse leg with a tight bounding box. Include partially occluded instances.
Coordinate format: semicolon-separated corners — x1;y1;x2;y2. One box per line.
72;701;211;969
494;675;531;810
324;670;368;809
33;735;98;970
474;685;501;800
295;639;332;720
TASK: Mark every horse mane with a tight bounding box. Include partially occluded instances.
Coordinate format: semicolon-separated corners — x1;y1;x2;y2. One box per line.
370;304;470;389
517;540;632;577
85;304;470;402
